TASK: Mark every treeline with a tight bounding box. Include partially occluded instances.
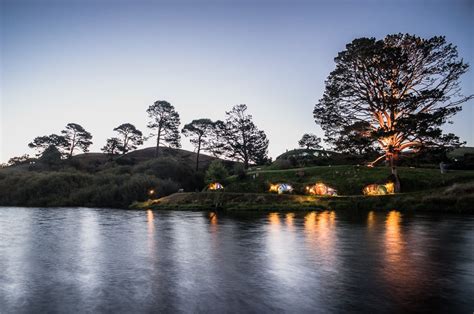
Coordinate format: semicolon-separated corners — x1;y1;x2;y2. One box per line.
20;102;270;170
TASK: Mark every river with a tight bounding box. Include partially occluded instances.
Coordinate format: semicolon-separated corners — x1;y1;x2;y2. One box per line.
0;207;473;313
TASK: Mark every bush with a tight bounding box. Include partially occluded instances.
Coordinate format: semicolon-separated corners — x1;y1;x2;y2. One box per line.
233;163;247;180
205;160;229;184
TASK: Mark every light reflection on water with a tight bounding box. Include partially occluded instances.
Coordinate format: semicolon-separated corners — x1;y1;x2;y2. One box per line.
0;207;473;313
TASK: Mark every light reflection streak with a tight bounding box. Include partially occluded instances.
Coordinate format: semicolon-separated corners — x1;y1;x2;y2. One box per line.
382;210;422;299
367;211;375;231
304;211;337;267
208;212;218;235
269;212;281;230
285;213;295;231
147;209;155;256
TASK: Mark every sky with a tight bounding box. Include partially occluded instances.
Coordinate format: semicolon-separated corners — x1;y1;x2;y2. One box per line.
1;0;473;162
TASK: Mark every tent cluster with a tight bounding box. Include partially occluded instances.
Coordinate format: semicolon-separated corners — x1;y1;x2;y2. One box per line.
269;183;294;195
207;182;224;191
305;182;338;196
362;182;395;196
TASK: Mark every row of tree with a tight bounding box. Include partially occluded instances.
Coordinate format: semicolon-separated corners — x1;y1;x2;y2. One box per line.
20;33;474;185
28;103;270;169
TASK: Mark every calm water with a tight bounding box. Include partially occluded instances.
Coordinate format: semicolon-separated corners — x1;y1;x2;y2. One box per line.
0;207;473;313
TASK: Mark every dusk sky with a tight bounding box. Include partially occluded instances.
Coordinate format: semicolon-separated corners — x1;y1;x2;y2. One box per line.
1;0;472;162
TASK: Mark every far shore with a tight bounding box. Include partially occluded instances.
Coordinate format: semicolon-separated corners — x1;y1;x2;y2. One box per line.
131;185;474;214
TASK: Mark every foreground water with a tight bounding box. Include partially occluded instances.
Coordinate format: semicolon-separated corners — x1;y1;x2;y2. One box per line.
0;207;473;313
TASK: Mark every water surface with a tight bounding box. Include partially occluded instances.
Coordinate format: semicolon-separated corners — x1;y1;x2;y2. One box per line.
0;207;473;313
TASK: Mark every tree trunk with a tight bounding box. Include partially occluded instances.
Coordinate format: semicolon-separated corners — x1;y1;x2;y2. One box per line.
389;153;401;193
195;137;201;171
68;132;76;158
123;134;128;155
155;126;162;158
244;156;249;169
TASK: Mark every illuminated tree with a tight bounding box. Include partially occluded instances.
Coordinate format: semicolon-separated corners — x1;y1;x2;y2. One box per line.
298;133;322;150
61;123;93;157
108;123;143;154
146;100;181;157
182;118;220;170
314;34;472;191
221;104;269;168
28;134;69;157
331;121;378;156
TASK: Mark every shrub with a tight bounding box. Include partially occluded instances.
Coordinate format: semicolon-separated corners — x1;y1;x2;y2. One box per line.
205;160;229;184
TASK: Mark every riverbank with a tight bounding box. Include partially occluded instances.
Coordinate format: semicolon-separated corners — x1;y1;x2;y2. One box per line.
131;182;474;213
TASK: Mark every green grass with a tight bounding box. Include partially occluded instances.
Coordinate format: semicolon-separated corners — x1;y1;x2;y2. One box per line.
225;165;474;195
132;181;474;213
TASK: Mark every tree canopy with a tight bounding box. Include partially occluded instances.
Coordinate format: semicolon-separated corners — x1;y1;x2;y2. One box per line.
298;133;322;150
61;123;93;157
314;34;472;185
220;104;269;168
104;123;143;155
182;118;220;170
28;134;69;157
147;100;181;157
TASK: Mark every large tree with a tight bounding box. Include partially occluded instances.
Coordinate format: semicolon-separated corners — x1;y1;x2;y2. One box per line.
298;133;323;150
146;100;181;157
314;34;472;191
106;123;144;155
61;123;93;157
331;121;378;156
182;118;219;170
28;134;69;157
221;104;269;168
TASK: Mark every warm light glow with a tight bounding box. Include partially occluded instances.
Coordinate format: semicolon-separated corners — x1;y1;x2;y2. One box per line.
208;182;224;191
305;182;337;196
367;211;375;229
385;210;402;262
269;183;293;195
363;182;395;196
209;211;218;225
304;211;337;265
148;189;155;196
269;212;281;226
285;213;295;230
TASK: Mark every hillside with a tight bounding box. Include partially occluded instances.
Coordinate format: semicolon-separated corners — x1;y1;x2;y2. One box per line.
0;146;232;208
225;165;474;195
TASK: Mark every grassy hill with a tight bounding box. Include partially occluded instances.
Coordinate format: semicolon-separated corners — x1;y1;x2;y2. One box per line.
225;165;474;195
0;146;231;208
136;166;474;213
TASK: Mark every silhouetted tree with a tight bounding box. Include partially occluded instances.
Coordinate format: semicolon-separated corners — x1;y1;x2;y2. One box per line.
61;123;93;157
206;120;227;158
110;123;143;154
146;100;181;157
182;118;221;170
38;145;62;165
101;137;121;156
221;104;269;168
298;133;322;150
314;34;472;191
28;134;69;157
7;154;33;166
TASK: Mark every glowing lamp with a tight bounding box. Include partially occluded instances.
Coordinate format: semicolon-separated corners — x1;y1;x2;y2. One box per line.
269;183;293;195
363;182;395;196
208;182;224;191
305;182;337;196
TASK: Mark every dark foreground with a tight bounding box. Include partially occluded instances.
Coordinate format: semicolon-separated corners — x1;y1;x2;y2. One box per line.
0;207;473;313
